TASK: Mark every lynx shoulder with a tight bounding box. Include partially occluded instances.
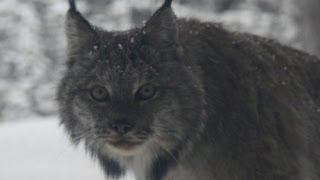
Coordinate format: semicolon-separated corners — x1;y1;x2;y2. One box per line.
57;0;320;179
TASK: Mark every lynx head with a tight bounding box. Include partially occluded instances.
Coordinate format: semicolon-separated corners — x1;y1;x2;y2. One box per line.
57;0;206;158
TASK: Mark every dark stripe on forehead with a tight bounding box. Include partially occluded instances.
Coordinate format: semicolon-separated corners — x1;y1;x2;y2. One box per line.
98;36;136;66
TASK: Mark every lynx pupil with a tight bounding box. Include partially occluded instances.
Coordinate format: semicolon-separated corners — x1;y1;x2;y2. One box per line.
90;85;109;102
136;84;157;100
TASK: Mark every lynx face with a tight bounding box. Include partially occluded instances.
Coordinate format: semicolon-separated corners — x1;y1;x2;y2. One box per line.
58;4;205;157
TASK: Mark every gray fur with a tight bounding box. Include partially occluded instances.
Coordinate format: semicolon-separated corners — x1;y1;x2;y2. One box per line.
57;0;320;179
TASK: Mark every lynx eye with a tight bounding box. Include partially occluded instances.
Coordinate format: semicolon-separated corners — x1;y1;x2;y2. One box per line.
90;85;109;102
136;84;157;101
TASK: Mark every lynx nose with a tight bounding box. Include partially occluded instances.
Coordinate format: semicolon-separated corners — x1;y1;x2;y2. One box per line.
109;121;133;135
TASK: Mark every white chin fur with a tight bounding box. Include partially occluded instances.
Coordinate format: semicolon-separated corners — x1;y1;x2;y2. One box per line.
102;143;146;157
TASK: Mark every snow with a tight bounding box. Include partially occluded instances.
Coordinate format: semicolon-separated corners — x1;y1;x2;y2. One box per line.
0;117;134;180
118;44;124;50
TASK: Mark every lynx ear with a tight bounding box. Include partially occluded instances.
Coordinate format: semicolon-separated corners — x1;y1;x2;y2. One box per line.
143;0;178;48
65;0;97;54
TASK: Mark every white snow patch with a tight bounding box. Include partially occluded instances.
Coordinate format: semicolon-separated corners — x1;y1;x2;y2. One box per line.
0;117;134;180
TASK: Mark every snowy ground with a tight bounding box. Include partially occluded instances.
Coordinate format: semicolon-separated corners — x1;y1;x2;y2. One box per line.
0;117;134;180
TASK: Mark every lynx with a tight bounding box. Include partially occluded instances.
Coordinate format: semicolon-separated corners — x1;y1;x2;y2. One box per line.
57;0;320;179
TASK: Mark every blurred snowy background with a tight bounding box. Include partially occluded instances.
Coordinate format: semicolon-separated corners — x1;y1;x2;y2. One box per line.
0;0;319;179
1;0;320;123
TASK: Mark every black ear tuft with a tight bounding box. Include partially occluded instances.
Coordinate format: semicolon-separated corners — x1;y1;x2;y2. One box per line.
143;0;178;49
65;0;97;55
68;0;77;12
163;0;173;8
